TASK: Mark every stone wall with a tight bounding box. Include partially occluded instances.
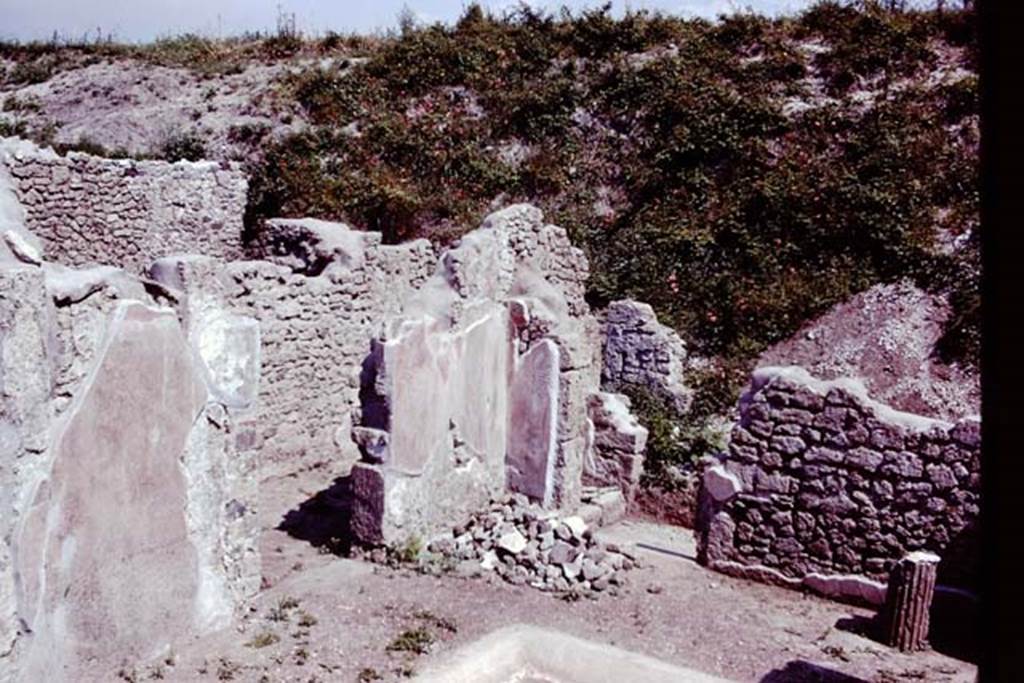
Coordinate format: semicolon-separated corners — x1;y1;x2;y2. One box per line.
0;137;246;274
350;205;603;545
150;225;435;481
600;300;692;415
1;259;260;681
583;392;648;504
697;366;980;604
499;205;602;512
350;301;513;544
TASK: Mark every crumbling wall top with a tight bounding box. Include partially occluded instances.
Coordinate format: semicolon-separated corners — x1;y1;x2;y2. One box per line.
0;136;248;275
698;364;980;602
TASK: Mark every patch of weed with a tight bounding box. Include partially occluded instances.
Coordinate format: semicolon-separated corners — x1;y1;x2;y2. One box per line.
386;627;435;655
413;610;457;633
358;667;383;682
216;657;241;681
246;631;281;649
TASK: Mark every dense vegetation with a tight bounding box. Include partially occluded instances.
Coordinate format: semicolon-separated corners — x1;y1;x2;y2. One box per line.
0;1;979;480
246;2;978;476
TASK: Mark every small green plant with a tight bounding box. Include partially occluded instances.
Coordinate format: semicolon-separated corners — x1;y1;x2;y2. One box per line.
297;610;318;628
358;668;383;682
215;657;241;680
394;663;416;678
820;644;851;662
3;94;42;113
0;119;28;137
267;595;300;621
386;627;435;655
413;610;457;633
938;74;978;123
52;135;115;158
246;631;281;648
8;57;57;85
393;535;423;564
158;130;207;161
227;122;272;146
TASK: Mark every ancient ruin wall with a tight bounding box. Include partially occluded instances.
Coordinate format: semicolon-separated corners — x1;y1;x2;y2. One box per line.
348;205;605;545
697;366;980;601
223;242;435;479
1;260;260;681
493;205;602;512
0;138;246;274
151;230;436;480
583;392;649;504
600;300;692;415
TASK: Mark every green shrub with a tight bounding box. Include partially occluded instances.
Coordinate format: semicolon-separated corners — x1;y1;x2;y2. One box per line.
55;136;111;157
622;388;693;481
244;631;279;649
8;57;57;85
3;95;42;113
624;357;748;483
0;119;28;137
159;131;207;161
386;627;434;654
802;2;937;93
244;1;979;382
938;75;978;122
393;535;423;564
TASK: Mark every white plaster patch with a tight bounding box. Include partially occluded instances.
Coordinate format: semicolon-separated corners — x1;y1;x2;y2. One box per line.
3;230;42;265
704;465;743;502
195;312;260;409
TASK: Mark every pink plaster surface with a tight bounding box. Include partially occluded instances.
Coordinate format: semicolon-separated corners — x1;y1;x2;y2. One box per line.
15;302;207;680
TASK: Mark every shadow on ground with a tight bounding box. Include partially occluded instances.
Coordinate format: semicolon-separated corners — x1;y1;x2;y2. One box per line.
833;587;979;664
634;541;697;562
278;475;356;554
760;660;868;682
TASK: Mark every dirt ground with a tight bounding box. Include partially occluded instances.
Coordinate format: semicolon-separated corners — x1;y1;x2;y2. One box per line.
119;471;978;683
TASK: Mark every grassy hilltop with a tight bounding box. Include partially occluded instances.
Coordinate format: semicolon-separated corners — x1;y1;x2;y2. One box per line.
0;1;979;479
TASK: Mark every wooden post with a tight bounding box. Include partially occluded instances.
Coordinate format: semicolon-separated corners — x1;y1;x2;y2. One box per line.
882;551;941;652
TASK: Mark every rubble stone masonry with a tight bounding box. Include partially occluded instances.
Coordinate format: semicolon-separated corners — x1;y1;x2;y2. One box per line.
1;138;247;274
697;366;980;600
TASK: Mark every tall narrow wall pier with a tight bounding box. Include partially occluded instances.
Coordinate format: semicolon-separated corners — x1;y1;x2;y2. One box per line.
1;261;260;682
697;366;980;605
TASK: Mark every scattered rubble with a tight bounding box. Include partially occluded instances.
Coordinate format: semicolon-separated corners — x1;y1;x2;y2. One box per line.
353;493;641;599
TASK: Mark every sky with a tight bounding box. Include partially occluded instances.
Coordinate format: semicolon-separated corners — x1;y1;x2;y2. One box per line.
0;0;817;44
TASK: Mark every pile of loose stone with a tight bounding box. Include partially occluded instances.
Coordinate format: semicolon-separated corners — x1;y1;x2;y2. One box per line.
426;494;640;596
